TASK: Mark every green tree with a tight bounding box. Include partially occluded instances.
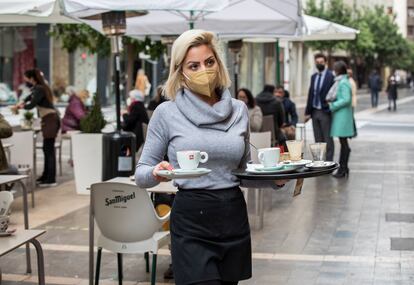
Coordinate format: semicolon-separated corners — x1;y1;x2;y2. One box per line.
305;0;353;55
50;24;165;59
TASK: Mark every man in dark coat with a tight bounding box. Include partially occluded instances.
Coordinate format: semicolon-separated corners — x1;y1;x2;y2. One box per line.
368;69;382;108
305;53;335;161
256;84;285;145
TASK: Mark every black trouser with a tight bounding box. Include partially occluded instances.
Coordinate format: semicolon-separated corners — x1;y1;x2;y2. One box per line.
191;281;238;285
311;110;334;161
338;137;350;172
388;97;397;111
42;138;56;183
371;90;379;107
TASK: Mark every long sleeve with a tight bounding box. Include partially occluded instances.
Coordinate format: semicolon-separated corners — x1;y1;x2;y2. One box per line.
135;104;169;188
330;82;352;112
23;88;44;110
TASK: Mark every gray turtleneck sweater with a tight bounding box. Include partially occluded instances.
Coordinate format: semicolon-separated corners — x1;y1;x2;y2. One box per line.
135;88;275;190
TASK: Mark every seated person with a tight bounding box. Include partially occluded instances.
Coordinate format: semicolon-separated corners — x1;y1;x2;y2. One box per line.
61;87;89;133
274;86;298;140
0;114;18;177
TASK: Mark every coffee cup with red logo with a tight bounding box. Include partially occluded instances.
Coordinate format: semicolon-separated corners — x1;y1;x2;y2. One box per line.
177;151;209;170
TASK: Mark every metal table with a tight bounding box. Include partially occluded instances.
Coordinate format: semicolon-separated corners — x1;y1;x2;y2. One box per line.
0;175;31;273
0;230;46;284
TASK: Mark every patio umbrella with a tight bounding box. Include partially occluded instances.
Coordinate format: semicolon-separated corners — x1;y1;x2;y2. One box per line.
80;0;304;39
294;15;359;41
0;0;77;24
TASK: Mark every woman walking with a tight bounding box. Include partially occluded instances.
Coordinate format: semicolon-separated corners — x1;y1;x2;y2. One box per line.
15;69;60;186
135;29;284;285
328;61;355;178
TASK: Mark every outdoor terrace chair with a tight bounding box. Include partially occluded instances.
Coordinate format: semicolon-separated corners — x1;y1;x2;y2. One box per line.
91;182;170;285
261;115;276;146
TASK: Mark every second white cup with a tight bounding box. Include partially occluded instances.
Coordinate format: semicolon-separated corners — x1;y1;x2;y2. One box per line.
177;150;209;170
258;147;280;168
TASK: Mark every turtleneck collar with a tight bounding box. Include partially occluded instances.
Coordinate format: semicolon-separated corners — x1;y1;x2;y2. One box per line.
175;88;242;131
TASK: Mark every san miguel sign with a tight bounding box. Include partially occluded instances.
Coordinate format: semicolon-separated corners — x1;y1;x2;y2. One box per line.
105;192;136;207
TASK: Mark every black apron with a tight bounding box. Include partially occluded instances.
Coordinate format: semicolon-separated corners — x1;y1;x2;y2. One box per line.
170;186;251;285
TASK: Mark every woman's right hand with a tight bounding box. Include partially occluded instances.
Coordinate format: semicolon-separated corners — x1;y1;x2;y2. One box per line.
152;161;174;182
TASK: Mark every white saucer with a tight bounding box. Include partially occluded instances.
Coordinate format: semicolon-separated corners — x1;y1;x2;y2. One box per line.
305;161;336;169
246;164;299;174
281;159;312;167
157;168;211;179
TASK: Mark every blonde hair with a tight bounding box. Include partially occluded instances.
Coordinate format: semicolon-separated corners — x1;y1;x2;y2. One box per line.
164;29;231;100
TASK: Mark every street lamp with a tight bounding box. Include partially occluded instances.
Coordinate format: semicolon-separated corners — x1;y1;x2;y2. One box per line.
81;11;147;181
228;40;243;96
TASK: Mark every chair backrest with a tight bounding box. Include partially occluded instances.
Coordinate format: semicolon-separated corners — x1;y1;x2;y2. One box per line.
250;131;271;164
2;130;34;168
91;182;163;243
0;191;13;215
260;115;275;145
147;110;154;120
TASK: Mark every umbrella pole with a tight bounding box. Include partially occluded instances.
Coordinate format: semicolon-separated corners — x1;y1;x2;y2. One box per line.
276;39;281;86
114;47;121;131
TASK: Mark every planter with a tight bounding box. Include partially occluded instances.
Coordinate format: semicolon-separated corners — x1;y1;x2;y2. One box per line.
72;133;103;195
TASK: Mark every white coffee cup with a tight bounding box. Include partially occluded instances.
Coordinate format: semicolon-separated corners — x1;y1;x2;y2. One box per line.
177;150;209;170
0;215;9;232
258;147;280;168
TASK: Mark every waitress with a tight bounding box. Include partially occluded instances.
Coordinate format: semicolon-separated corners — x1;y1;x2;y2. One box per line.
135;29;284;285
15;69;60;187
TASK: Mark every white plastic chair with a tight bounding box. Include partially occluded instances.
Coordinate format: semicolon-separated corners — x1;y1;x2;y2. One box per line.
91;182;170;285
2;130;35;207
0;191;13;216
245;131;271;230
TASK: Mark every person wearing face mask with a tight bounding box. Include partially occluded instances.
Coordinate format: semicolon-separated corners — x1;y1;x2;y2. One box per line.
61;87;89;134
13;69;60;187
135;29;286;285
304;53;335;161
327;61;355;178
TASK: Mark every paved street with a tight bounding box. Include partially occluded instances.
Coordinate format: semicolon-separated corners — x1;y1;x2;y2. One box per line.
1;89;414;285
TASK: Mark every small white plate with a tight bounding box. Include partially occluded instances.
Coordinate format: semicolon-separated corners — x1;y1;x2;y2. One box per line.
246;164;299;174
156;168;211;179
281;159;312;167
305;161;336;169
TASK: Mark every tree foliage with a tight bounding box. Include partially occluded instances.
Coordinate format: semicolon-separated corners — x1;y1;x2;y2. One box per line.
50;23;165;59
305;0;412;70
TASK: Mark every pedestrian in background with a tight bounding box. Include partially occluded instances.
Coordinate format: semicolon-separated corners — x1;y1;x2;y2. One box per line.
368;69;382;108
347;68;358;137
236;88;263;132
387;73;398;111
304;53;335;161
61;87;89;134
327;61;355;178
